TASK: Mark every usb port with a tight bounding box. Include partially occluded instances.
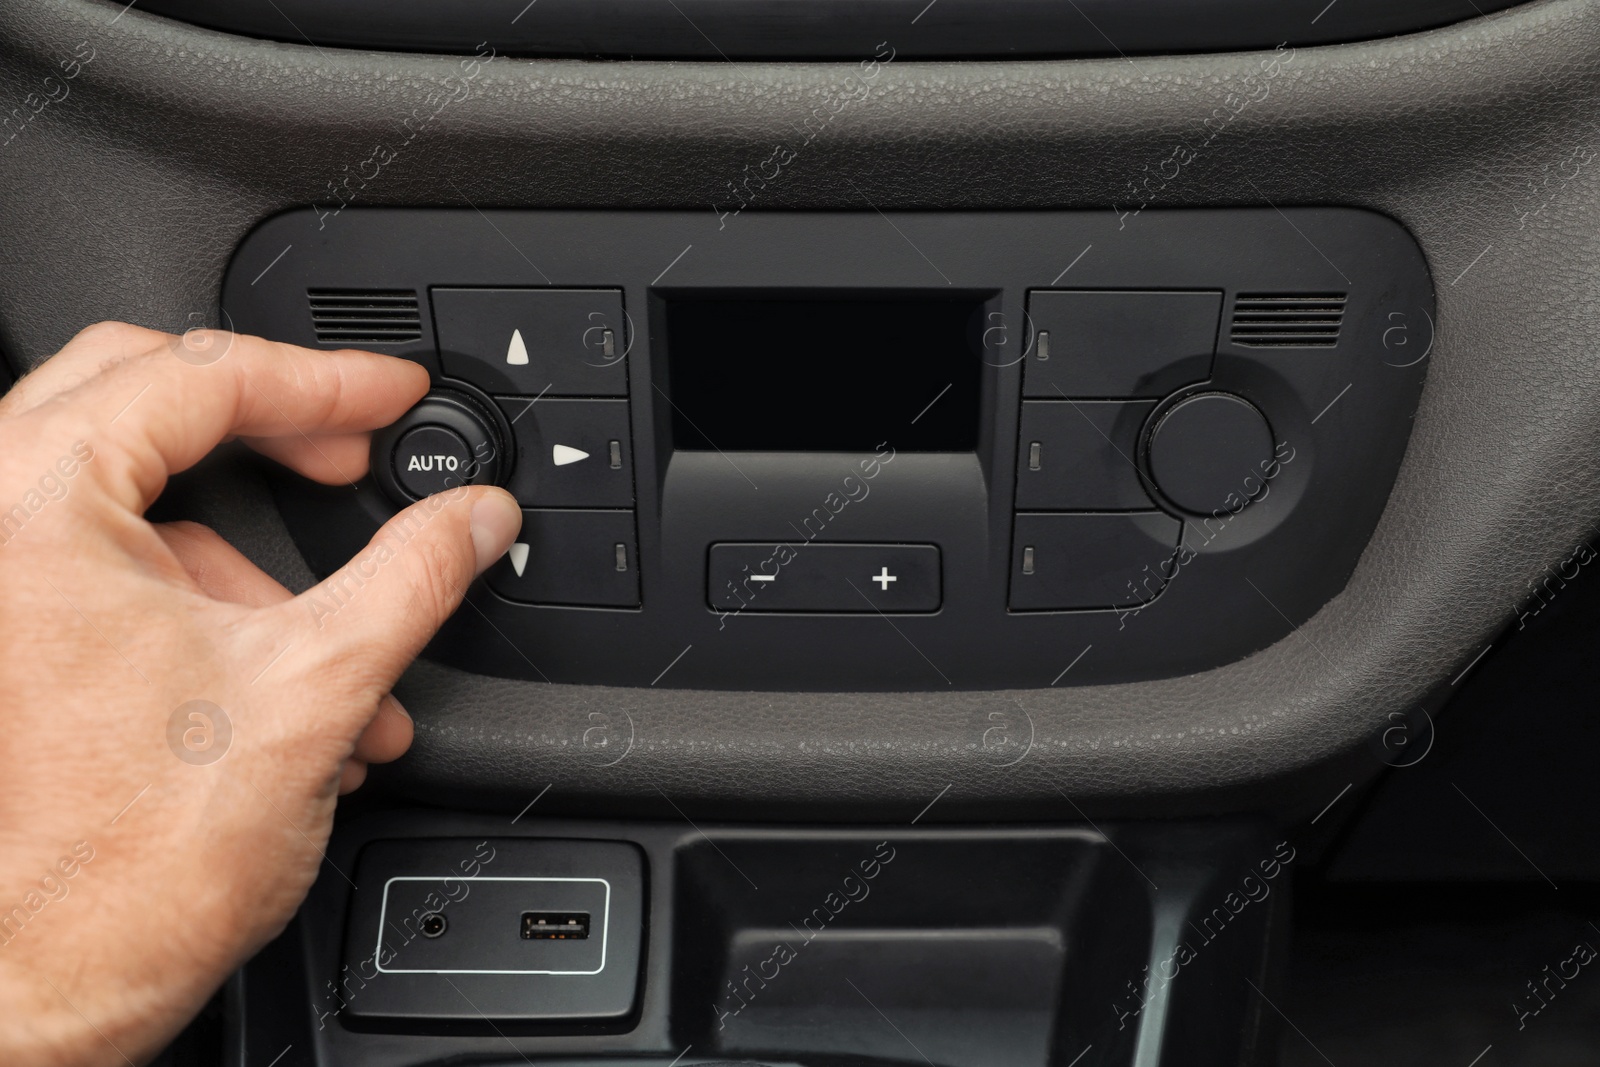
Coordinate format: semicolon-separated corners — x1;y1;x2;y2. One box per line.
521;911;590;940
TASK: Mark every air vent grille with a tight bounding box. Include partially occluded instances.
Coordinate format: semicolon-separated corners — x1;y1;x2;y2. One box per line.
1230;293;1346;348
307;288;421;344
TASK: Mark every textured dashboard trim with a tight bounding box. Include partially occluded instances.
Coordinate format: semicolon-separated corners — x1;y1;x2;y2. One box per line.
1;0;1597;818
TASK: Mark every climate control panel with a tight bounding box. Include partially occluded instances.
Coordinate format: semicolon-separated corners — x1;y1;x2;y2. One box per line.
223;208;1431;690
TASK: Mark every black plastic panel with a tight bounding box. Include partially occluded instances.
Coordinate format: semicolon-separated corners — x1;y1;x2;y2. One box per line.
247;810;1284;1066
137;0;1524;60
340;838;645;1024
224;207;1431;691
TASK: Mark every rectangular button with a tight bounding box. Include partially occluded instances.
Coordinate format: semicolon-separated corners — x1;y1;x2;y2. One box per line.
1015;400;1155;510
1009;513;1182;611
708;543;941;613
434;288;627;397
1023;290;1220;398
496;397;634;508
485;509;639;607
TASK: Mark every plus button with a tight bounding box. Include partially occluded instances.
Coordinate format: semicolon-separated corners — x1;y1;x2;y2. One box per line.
872;566;898;591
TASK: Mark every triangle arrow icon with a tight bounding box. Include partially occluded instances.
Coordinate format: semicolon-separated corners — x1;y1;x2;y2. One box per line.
552;444;590;466
507;542;529;577
506;329;529;366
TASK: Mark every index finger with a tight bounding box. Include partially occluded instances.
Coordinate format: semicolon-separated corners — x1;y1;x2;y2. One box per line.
26;323;429;511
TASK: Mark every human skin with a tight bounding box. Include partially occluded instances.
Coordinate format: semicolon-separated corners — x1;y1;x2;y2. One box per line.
0;322;522;1064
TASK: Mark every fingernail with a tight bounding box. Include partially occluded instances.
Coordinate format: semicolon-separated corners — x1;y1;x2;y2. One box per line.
469;490;522;574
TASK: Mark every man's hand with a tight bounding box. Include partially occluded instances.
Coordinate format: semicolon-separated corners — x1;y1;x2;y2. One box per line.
0;323;522;1064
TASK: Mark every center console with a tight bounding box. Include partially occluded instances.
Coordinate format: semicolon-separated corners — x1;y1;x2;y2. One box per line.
225;208;1431;690
239;813;1287;1067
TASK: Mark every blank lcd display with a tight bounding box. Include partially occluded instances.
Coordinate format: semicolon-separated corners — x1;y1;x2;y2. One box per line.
664;292;986;452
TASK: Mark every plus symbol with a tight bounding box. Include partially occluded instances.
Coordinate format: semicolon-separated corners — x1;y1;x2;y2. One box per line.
873;566;898;591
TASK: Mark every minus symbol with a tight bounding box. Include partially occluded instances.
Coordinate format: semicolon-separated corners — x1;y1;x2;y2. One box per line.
749;575;777;583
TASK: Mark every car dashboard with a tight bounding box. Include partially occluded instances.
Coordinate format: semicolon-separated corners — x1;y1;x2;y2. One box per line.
4;0;1600;1063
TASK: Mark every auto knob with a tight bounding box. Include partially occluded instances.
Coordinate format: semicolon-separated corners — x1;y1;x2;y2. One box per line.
1143;391;1275;516
369;382;512;505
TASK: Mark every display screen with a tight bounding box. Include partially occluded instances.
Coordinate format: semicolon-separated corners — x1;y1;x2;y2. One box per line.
663;292;986;452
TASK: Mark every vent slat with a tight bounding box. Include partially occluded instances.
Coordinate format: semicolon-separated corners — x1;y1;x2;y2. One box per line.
316;334;420;342
307;288;420;344
310;304;417;312
1234;308;1346;315
1233;311;1345;319
1234;322;1343;327
308;301;419;308
1234;322;1343;328
307;307;419;315
312;323;421;331
311;313;420;323
1234;334;1341;340
1232;293;1347;301
1230;291;1346;349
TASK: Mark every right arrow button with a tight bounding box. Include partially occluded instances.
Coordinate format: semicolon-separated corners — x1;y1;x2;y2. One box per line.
496;397;634;508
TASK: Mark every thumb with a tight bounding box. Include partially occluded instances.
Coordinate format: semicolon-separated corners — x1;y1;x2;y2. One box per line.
287;485;521;686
